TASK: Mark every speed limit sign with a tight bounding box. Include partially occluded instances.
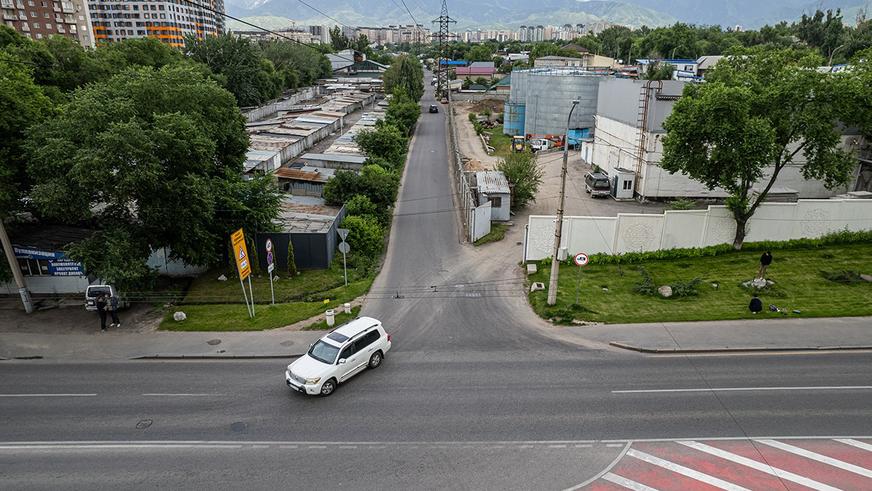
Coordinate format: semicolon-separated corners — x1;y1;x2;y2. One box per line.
573;252;589;267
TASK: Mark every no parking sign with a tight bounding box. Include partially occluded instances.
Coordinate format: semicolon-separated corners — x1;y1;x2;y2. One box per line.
573;252;589;267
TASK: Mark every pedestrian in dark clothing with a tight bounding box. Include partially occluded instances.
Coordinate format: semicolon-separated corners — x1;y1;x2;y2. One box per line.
749;295;763;314
95;293;108;331
757;251;773;279
108;294;121;328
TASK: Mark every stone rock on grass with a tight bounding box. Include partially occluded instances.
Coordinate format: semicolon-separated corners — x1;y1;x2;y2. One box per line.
173;311;187;322
861;274;872;282
658;285;673;298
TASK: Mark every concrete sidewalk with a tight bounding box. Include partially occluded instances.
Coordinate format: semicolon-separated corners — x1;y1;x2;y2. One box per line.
0;330;323;361
557;316;872;353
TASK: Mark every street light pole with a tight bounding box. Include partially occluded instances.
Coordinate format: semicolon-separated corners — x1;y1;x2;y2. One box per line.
547;99;579;306
828;43;846;67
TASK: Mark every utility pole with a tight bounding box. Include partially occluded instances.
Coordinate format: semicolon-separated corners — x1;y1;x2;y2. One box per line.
0;219;34;313
432;0;455;99
547;100;579;306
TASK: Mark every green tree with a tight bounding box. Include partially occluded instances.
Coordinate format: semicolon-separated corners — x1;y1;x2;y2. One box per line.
258;39;331;88
359;164;399;207
467;44;494;62
354;123;408;169
497;152;543;210
342;215;383;259
385;89;421;136
323;171;361;206
661;48;855;249
795;9;845;60
382;54;423;101
645;62;675;80
287;239;298;276
184;34;282;107
25;65;279;286
330;26;348;51
0;52;53;217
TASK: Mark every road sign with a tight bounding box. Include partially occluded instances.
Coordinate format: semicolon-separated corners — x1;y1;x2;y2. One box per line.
338;242;350;254
231;228;251;280
265;238;274;269
573;252;589;267
337;228;349;241
267;263;275;273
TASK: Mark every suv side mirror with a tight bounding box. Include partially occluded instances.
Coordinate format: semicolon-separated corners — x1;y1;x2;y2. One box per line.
338;358;346;365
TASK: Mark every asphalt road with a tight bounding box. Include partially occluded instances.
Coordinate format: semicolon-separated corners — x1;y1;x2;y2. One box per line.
2;75;871;489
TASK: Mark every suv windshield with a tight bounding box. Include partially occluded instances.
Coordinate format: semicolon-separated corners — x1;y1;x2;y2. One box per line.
308;340;340;364
593;179;610;189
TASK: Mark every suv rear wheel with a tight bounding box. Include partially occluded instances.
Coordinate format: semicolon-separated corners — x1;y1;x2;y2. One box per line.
368;351;382;369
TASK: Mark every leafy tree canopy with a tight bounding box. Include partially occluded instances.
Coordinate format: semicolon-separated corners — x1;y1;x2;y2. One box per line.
24;65;280;286
382;54;423;102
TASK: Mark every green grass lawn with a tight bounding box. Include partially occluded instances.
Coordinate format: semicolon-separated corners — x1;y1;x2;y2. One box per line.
160;276;373;331
304;306;362;331
528;243;872;324
474;223;508;246
484;125;512;159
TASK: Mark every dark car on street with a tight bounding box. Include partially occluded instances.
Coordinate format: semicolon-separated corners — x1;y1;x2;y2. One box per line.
428;104;439;113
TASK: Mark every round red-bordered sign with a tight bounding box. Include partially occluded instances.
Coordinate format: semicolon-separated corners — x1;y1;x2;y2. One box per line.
573;252;589;267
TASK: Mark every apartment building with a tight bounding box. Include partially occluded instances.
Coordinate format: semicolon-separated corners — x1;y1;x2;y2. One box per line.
2;0;95;46
88;0;224;47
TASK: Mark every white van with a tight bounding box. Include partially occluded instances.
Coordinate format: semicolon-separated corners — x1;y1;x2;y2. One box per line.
530;139;551;152
84;284;126;311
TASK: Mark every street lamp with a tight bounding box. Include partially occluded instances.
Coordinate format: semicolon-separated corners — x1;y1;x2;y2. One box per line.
547;99;580;306
829;43;846;67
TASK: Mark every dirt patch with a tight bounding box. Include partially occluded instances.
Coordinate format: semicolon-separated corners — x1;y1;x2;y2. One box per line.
471;99;505;114
452;102;500;171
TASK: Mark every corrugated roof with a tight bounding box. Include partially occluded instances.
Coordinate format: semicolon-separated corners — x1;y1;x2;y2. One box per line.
302;153;367;165
274;167;329;183
476;171;510;194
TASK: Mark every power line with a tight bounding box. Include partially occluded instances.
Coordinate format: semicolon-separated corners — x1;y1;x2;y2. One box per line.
178;0;356;64
295;0;351;30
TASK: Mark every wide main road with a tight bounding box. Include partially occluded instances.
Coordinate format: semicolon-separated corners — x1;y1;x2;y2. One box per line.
2;76;871;489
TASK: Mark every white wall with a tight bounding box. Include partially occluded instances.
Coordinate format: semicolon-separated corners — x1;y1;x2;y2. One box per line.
591;115;858;199
525;199;872;260
0;276;91;295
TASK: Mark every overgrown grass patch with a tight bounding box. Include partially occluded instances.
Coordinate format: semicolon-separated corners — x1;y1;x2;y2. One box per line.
474;223;508;246
484;125;512;159
528;243;872;324
159;276;374;331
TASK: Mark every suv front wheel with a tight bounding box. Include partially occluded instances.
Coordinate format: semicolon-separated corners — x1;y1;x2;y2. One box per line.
319;378;337;396
368;351;382;369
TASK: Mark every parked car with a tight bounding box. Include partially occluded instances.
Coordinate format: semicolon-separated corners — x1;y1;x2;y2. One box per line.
285;316;392;396
84;284;127;311
584;171;611;198
428;104;439;113
529;138;552;152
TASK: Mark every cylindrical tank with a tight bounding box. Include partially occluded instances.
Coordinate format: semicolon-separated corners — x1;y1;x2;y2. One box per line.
512;68;605;138
503;102;526;136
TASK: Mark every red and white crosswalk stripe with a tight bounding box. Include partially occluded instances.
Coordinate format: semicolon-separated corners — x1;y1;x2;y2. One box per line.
582;438;872;491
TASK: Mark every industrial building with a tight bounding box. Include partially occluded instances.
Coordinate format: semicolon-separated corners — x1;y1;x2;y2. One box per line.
590;78;867;200
503;67;606;141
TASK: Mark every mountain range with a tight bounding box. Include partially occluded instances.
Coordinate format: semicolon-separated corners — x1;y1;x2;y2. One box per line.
224;0;871;32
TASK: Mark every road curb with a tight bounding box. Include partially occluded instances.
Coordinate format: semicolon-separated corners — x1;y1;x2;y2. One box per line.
609;341;872;354
130;354;305;360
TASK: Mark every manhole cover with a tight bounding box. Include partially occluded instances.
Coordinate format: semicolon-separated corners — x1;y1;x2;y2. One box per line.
280;340;294;347
230;421;247;432
207;339;221;346
136;419;153;429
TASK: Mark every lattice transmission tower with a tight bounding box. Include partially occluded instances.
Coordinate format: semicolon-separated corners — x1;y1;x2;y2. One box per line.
431;0;455;99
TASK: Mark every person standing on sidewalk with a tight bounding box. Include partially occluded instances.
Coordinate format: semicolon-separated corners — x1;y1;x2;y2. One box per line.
95;293;108;332
757;251;773;279
108;293;121;328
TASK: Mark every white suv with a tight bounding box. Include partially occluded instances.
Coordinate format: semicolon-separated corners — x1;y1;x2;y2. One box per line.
286;316;392;396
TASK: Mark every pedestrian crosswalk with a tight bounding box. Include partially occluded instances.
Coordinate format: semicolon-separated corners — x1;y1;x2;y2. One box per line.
584;438;872;491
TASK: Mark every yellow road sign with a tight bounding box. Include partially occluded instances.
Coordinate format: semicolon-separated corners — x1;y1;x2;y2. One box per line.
231;228;251;280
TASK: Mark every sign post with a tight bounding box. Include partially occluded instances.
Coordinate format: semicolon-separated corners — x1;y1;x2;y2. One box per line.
336;228;350;287
231;228;254;318
573;252;589;305
265;238;275;305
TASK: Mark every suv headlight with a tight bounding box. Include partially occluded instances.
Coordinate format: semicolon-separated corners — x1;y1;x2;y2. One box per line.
305;377;321;385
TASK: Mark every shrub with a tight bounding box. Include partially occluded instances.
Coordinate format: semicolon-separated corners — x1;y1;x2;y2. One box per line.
322;170;360;206
668;198;697;210
346;194;378;218
670;278;702;297
342;215;383;259
468;112;477;122
633;267;656;295
820;270;866;284
498;152;543;210
287;240;297;276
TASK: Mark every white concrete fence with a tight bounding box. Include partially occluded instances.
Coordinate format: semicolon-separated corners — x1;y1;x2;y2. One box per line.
524;199;872;261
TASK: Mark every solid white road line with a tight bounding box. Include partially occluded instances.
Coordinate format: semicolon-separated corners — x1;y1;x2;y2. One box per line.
140;393;223;397
0;394;97;397
602;472;659;491
835;438;872;453
613;386;872;394
756;439;872;478
679;441;840;491
626;449;750;491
